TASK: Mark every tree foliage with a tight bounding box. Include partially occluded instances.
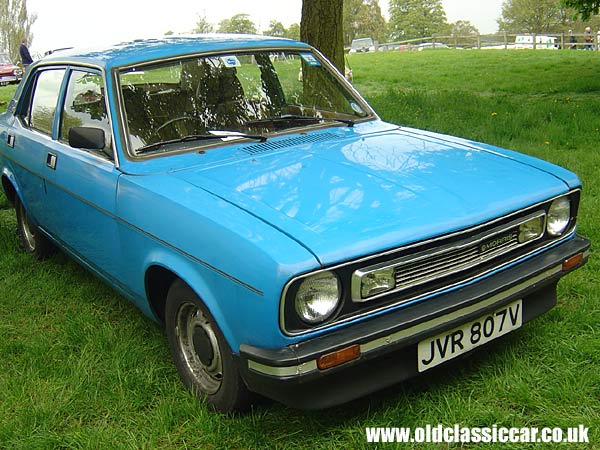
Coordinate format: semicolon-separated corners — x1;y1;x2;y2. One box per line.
564;0;600;20
343;0;387;45
388;0;448;41
0;0;36;63
497;0;568;33
263;21;301;41
301;0;344;71
448;20;479;36
194;15;214;33
263;20;287;37
217;14;257;34
286;23;301;41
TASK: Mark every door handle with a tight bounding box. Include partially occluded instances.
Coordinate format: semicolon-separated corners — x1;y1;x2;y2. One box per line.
7;134;14;148
46;152;57;170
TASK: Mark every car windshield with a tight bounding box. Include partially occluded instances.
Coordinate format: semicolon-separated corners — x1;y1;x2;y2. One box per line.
118;49;372;155
0;54;12;64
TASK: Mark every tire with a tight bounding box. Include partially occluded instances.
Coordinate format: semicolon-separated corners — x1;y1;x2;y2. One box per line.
15;196;55;260
165;279;253;413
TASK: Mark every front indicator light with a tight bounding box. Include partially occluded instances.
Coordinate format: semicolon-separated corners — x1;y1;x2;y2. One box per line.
317;344;361;370
547;197;571;236
563;253;584;272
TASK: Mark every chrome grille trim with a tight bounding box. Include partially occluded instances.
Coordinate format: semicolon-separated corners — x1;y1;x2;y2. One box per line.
352;211;546;302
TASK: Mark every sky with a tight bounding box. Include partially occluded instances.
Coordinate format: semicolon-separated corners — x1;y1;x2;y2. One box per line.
26;0;504;56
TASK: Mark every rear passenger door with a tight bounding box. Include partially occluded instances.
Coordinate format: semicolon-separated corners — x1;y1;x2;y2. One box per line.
8;68;66;226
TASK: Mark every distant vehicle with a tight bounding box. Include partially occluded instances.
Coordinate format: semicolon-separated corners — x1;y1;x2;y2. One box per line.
350;37;376;53
0;53;23;85
416;42;451;51
515;35;558;49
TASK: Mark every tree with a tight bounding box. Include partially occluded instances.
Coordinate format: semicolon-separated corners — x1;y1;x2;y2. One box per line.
497;0;566;33
448;20;479;36
388;0;448;41
263;20;286;37
286;23;301;41
301;0;344;71
194;14;214;33
0;0;36;63
343;0;388;45
217;13;257;34
564;0;600;20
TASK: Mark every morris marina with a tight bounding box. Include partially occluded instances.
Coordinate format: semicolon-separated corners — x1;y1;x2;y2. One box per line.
0;35;590;412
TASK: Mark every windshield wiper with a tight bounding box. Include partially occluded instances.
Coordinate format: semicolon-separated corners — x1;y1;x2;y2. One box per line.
245;114;355;128
136;132;267;154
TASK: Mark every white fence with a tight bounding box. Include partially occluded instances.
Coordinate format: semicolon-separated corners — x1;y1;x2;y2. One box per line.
350;32;600;52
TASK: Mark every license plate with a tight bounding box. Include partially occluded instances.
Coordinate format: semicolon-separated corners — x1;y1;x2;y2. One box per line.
418;299;522;372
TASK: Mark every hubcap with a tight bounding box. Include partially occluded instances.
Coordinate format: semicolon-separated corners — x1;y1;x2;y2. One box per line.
175;301;223;395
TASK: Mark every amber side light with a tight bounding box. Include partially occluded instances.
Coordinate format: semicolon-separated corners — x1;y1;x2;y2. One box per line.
317;344;361;370
563;253;584;272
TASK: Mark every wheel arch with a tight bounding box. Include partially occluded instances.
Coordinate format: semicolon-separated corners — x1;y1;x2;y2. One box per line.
143;261;240;351
1;171;18;206
144;265;178;325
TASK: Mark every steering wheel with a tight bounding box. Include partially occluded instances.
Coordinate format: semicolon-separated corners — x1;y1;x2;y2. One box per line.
150;115;206;140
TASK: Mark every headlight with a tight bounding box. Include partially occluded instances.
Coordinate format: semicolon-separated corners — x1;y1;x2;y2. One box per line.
518;215;545;243
294;271;341;324
547;197;571;236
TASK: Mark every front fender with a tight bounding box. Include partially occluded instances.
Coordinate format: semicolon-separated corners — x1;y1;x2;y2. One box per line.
140;250;274;353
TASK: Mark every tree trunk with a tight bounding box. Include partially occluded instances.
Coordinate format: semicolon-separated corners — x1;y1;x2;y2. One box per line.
301;0;345;72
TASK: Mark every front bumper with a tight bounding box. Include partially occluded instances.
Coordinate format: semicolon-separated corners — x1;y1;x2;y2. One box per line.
0;75;20;85
238;234;590;409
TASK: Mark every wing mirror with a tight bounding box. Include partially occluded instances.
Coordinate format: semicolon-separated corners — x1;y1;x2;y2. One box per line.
68;126;105;150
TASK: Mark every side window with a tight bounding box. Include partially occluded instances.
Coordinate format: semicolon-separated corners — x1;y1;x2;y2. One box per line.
28;69;66;135
60;70;112;155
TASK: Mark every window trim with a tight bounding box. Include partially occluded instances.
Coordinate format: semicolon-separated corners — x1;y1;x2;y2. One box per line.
16;63;119;168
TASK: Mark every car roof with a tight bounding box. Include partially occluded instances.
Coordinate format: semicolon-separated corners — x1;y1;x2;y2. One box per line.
38;34;311;71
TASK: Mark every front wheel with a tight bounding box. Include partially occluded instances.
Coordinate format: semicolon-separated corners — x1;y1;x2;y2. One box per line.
165;279;253;413
15;197;55;260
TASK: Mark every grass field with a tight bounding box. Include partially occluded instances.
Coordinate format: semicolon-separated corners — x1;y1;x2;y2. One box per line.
1;50;599;449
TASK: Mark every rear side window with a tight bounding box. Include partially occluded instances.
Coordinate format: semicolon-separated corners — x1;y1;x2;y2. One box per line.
28;69;66;135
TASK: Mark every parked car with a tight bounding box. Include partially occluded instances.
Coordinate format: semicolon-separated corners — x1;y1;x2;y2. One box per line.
350;37;376;53
515;35;559;50
0;35;590;412
0;52;23;85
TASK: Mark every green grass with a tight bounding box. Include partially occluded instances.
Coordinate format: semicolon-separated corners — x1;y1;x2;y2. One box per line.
1;50;599;449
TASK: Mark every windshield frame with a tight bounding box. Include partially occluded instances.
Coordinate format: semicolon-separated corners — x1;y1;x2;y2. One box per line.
113;45;377;160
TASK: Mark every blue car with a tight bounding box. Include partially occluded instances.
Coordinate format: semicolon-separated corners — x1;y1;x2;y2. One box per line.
0;35;590;412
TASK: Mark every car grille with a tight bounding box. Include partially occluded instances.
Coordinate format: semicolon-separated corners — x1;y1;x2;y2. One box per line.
393;229;519;292
352;211;546;303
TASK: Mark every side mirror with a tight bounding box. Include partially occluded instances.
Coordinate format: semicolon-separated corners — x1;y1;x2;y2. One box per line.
68;126;105;150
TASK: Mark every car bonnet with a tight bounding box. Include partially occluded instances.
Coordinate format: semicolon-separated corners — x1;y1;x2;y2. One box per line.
172;127;574;266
